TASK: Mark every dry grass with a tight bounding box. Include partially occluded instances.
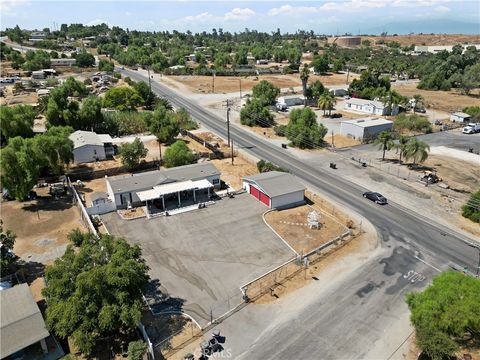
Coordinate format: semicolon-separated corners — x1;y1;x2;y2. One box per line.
324;133;361;148
265;204;348;255
394;83;480;113
118;207;146;219
365;34;480;47
211;156;258;190
0;187;84;264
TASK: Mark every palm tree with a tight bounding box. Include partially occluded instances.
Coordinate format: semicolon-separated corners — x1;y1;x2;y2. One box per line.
300;64;310;107
374;131;396;161
395;135;409;164
318;92;335;116
404;137;430;165
412;94;424;113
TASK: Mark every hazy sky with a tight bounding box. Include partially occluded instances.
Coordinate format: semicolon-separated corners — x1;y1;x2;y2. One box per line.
1;0;479;34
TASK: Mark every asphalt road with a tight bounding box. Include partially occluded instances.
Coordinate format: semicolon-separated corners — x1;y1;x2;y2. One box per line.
120;68;478;358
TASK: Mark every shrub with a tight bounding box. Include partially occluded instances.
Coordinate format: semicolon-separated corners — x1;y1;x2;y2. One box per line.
273;125;286;137
394;114;432;134
164;140;195;168
462;190;480;223
128;340;146;360
67;228;86;247
257;160;288;173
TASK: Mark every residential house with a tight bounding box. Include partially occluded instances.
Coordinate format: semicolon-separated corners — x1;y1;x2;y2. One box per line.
69;130;114;163
344;98;398;116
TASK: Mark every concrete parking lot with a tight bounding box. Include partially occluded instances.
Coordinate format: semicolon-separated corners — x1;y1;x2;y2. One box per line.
101;193;294;326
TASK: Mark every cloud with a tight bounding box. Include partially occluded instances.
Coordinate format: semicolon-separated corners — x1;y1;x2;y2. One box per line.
85;19;112;27
434;5;451;13
0;0;29;16
268;5;318;16
224;8;255;21
182;12;214;23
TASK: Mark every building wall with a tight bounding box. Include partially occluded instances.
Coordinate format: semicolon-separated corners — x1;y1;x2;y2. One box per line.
270;190;305;209
340;122;392;139
450;115;470;123
364;123;394;138
73;145;106;163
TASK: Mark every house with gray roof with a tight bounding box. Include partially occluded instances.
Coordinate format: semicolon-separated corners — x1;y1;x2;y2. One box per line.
243;171;305;209
106;162;221;209
69;130;114;163
0;284;50;359
344;98;398;116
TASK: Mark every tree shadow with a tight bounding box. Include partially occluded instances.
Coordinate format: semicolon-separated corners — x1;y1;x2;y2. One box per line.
21;194;73;212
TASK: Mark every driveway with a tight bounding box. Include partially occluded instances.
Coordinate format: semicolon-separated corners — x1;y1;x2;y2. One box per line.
101;193;294;326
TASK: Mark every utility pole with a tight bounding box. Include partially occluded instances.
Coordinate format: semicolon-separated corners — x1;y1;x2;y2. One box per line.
226;99;232;147
331;130;335;148
147;65;152;92
231;139;234;165
346;64;351;85
157;140;162;169
212;70;216;93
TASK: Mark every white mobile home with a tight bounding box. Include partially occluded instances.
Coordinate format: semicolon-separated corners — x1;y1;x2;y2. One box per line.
344;98;398;116
450;112;472;123
69;130;114;163
277;95;304;107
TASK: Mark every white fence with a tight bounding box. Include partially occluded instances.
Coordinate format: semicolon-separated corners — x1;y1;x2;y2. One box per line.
67;177;98;236
86;202;116;215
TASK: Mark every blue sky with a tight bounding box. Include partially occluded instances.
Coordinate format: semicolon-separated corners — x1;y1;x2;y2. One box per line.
1;1;479;34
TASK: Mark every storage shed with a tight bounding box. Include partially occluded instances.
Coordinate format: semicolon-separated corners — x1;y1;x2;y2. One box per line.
450;112;471;123
243;171;305;209
340;117;393;140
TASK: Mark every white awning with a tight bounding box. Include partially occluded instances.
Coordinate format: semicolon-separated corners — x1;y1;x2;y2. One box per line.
136;179;214;202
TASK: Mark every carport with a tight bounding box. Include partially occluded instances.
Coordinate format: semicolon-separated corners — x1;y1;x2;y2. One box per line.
137;179;213;211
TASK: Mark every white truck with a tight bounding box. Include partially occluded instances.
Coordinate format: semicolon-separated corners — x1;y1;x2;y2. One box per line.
462;123;480;134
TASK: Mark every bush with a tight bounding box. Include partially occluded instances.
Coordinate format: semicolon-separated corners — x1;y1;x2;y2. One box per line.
462;190;480;223
128;340;146;360
257;160;288;173
285;108;327;149
67;228;86;247
273;125;286;137
119;138;148;171
164;140;195;168
240;99;274;127
394;114;432;134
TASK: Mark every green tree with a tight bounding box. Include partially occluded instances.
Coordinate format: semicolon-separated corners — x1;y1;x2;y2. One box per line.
406;271;480;360
240;98;274;127
374;131;396;161
0;105;35;143
0;137;40;200
462;190;480;223
311;55;329;74
34;126;74;174
332;59;344;73
0;221;16;274
285;107;327;149
78;96;104;131
42;234;150;355
404;137;430;165
103;87;143;111
308;80;325;102
412;94;424;113
149;107;180;144
133;81;157;110
251;80;280;106
461;63;480;95
75;51;95;67
300;64;310;107
317;91;335;116
119;138;148;171
164;140;195;168
394;135;409;164
98;59;114;72
67;228;87;247
128;340;146;360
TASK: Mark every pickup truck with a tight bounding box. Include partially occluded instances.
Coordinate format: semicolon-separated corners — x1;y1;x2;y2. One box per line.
463;123;480;134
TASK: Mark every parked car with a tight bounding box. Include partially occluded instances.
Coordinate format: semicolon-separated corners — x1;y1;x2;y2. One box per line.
363;191;388;205
275;102;287;112
414;107;426;113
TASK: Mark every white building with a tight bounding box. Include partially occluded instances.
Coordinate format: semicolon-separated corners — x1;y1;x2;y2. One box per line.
277;95;304;107
243;171;306;209
50;58;76;67
344;98;398;116
69;130;114;163
106;162;221;209
450;112;472;123
414;44;480;54
340;117;393;140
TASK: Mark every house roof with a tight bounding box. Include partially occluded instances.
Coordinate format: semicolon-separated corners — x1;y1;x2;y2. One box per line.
345;98;386;109
69;130;111;149
243;171;305;198
0;284;50;358
341;117;393;128
452;112;471;118
91;192;108;202
108;162;220;194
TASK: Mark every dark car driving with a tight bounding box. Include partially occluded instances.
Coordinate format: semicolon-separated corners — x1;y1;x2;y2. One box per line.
363;191;388;205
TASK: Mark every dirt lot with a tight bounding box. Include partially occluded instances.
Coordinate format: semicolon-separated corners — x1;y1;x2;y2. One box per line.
164;72;356;94
394;83;480;113
324;133;361;148
365;34;480;47
211;156;258;190
265;203;348;255
0;187;84;264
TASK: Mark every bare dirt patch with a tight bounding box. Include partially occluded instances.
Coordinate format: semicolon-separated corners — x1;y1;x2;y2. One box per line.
118;207;146;219
324;133;361;148
211;156;258;190
394;83;480;113
365;34;480;47
0;187;84;264
265;204;348;255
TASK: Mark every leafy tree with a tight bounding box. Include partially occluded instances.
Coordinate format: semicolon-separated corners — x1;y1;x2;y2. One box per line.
133;81;157;110
332;59;344;73
0;221;16;274
67;228;87;247
300;64;309;106
98;59;114;72
406;271;480;360
75;51;95;67
149;107;180;144
308;80;325;102
394;135;409;164
374;131;396;161
412;94;425;113
42;234;150;354
311;55;329;74
174;108;198;130
119;138;148;171
251;80;280;106
285;108;327;149
0;137;40;200
240;98;274;127
404;137;430;165
77;96;104;131
0;105;35;143
34;126;74;174
156;98;173;111
164;140;195;168
128;340;146;360
317;91;336;116
463;106;480;122
103;87;143;111
460;63;480;95
462;190;480;223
